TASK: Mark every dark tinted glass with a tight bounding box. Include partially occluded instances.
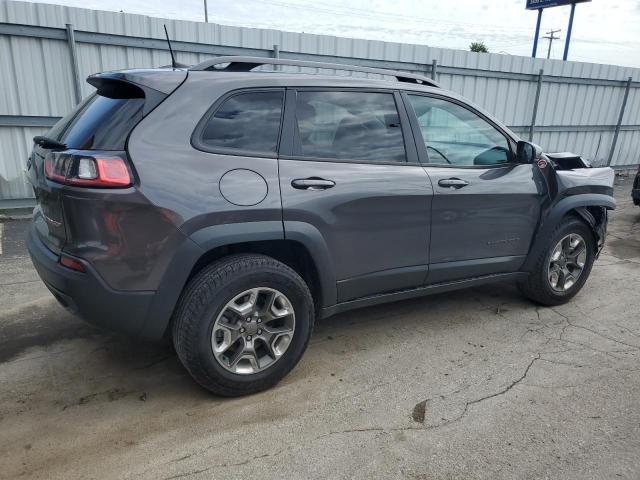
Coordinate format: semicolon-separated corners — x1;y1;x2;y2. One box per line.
54;93;144;150
47;95;92;142
295;91;406;162
407;95;511;166
201;91;284;154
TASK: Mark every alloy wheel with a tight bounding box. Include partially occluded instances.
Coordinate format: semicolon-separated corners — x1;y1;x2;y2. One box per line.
547;233;587;292
211;288;296;374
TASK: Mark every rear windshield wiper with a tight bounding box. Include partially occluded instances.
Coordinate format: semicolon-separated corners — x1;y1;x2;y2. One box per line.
33;135;67;150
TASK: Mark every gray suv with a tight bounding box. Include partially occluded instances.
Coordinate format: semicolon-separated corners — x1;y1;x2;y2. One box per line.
26;57;615;396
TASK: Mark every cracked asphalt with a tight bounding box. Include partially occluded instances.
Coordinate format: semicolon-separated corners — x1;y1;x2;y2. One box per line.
1;177;639;480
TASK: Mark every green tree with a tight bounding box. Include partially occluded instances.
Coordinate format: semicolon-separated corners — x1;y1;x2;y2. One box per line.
470;42;489;53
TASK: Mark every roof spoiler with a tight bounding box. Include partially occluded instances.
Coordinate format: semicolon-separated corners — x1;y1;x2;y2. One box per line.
87;70;187;115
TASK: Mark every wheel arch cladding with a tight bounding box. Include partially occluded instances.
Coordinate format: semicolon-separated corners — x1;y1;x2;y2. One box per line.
142;221;337;340
189;221;336;309
522;193;615;273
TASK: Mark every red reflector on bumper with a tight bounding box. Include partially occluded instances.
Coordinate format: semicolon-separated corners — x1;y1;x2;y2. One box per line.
60;255;85;273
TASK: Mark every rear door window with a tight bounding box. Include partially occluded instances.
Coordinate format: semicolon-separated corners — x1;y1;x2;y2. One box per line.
50;92;145;151
197;90;285;155
294;91;406;163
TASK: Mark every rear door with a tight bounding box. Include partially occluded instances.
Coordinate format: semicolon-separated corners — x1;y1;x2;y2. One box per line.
279;89;433;304
403;93;542;284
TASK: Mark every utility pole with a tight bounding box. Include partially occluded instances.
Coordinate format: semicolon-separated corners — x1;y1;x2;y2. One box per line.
204;0;208;22
542;29;561;59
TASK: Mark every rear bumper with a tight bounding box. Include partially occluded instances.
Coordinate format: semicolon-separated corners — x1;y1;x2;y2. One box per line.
27;222;158;339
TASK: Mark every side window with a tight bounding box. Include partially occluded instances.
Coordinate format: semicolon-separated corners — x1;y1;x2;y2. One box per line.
200;90;284;154
407;95;511;166
295;91;406;163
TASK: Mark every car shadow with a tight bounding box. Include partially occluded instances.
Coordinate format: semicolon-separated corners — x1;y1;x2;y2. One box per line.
1;280;528;406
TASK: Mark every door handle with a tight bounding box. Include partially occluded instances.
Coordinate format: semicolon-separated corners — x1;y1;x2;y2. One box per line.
291;178;336;190
438;178;469;189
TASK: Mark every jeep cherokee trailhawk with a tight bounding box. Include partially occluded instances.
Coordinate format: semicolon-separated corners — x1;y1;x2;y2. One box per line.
27;57;615;396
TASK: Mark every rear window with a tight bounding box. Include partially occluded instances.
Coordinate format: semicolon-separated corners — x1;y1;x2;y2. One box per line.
48;91;144;151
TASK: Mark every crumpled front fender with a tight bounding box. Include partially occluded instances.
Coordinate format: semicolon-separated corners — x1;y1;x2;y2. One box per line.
521;162;616;273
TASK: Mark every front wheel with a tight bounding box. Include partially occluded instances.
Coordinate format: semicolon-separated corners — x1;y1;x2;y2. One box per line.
520;217;596;306
172;254;314;396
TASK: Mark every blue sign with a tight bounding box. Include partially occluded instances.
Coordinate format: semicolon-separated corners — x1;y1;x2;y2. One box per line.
526;0;591;9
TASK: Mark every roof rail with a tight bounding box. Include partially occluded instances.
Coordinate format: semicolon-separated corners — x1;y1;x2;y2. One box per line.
189;56;439;87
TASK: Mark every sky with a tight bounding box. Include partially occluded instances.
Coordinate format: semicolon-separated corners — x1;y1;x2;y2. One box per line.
22;0;640;68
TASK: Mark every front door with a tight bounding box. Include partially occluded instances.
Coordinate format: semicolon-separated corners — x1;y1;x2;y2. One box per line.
279;89;433;303
403;93;542;284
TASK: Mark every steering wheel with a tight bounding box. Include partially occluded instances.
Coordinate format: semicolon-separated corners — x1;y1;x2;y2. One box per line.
426;145;451;164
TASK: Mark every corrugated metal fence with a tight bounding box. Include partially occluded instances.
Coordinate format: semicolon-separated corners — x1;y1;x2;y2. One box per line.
1;0;639;208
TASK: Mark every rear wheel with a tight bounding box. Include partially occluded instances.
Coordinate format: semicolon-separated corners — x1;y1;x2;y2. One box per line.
172;254;314;396
520;217;596;306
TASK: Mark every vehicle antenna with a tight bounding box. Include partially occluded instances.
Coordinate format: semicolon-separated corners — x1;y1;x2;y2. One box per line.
164;24;177;69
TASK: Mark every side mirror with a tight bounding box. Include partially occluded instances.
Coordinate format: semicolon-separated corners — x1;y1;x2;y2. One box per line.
516;140;541;164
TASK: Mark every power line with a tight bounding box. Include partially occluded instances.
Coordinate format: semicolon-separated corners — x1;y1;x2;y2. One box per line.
542;29;561;59
249;0;533;34
492;40;536;50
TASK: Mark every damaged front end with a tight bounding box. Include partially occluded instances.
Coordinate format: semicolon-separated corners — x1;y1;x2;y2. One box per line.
574;206;608;255
543;151;615;256
546;151;593;170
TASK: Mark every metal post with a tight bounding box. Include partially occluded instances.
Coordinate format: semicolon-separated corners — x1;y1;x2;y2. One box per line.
563;2;576;61
532;8;543;58
607;77;632;166
529;69;544;141
204;0;208;22
431;59;437;81
273;44;280;71
65;23;82;105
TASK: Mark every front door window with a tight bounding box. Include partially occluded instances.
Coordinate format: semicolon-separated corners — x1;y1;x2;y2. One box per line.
407;95;511;166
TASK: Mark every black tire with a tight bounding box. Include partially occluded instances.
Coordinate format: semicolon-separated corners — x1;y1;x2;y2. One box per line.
172;254;314;396
519;216;596;306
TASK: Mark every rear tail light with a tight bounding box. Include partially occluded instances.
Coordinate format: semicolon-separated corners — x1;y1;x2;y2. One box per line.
45;153;132;188
44;153;69;183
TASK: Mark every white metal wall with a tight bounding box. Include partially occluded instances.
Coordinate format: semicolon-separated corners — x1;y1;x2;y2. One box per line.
1;0;639;203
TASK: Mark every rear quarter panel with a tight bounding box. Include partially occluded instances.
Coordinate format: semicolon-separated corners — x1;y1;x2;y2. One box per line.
126;72;284;241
